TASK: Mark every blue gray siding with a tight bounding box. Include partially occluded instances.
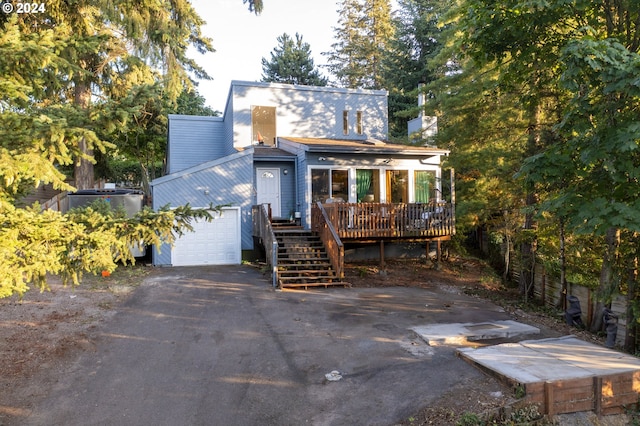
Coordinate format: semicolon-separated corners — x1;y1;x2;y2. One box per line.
167;115;227;174
151;151;254;265
229;81;388;149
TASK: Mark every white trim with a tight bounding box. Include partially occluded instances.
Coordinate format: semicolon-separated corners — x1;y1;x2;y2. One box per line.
171;206;242;266
151;150;250;186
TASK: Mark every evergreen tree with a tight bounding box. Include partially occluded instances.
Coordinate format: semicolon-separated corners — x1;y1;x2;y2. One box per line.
261;33;328;86
0;0;261;297
382;0;447;138
3;1;214;190
325;0;394;89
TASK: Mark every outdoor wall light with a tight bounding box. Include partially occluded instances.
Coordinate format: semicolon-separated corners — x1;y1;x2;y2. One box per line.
283;169;289;175
318;156;327;161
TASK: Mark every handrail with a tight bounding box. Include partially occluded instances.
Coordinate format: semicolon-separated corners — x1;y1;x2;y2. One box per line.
311;201;344;279
321;202;455;240
252;204;279;287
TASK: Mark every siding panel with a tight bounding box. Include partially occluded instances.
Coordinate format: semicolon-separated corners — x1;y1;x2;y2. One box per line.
152;151;254;265
168;115;226;174
230;81;388;150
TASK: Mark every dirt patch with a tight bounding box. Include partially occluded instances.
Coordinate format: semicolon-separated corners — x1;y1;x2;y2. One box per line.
0;258;630;425
344;258;626;425
0;267;150;423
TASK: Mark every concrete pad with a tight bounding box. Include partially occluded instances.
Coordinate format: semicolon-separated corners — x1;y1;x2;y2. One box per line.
411;320;540;346
458;335;640;384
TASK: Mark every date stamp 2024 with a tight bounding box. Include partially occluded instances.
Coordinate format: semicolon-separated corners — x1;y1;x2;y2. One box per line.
2;2;47;14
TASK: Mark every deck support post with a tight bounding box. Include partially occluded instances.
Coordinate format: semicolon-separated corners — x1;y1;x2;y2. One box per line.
436;240;441;266
379;240;385;268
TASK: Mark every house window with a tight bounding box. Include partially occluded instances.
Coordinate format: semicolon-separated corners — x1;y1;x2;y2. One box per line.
414;171;436;203
252;106;276;145
386;170;409;203
331;170;348;202
343;110;349;135
311;169;348;203
311;169;329;204
356;111;363;135
356;169;379;202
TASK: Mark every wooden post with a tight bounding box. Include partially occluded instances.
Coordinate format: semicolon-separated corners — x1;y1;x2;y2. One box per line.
545;381;555;416
594;376;602;416
380;240;385;268
436;240;441;265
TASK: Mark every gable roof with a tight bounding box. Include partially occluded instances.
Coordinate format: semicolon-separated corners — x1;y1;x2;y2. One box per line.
278;137;449;157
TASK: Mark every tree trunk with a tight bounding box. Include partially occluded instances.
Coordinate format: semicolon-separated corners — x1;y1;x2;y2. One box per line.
519;97;541;301
590;227;620;332
624;259;638;352
559;218;567;310
73;80;94;190
503;210;510;284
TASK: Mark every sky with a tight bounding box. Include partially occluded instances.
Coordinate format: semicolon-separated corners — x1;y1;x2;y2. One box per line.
189;0;341;112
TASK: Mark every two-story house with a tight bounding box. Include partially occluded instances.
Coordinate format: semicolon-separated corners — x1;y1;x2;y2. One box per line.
151;80;453;286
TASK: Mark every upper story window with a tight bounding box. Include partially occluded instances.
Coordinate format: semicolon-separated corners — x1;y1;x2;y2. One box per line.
252;106;276;145
343;110;349;135
356;111;363;135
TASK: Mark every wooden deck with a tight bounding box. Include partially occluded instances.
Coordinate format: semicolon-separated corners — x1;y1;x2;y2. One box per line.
313;202;455;242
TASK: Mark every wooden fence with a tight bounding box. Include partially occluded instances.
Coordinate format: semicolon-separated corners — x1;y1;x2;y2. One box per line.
525;263;627;348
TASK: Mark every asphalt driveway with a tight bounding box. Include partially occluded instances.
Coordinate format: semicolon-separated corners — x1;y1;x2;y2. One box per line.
23;265;514;426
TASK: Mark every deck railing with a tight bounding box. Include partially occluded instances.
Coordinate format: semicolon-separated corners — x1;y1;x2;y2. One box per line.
319;202;455;240
311;202;344;279
252;204;279;287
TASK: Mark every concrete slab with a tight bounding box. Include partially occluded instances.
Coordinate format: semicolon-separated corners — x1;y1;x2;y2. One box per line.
411;320;540;346
457;335;640;384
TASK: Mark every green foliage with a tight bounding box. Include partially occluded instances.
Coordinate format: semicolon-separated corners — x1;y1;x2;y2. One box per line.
0;200;221;298
261;33;327;86
243;0;264;14
382;0;448;138
456;412;481;425
0;0;250;298
325;0;394;89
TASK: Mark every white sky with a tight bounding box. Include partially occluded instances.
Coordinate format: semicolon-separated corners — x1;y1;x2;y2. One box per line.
189;0;341;112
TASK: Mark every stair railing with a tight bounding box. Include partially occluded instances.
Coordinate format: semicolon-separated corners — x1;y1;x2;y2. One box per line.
252;204;279;287
311;201;344;279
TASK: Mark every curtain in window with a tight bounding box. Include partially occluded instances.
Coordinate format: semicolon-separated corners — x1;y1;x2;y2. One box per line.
415;171;433;203
356;169;372;202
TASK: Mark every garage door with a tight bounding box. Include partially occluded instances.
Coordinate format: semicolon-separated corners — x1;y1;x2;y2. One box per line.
171;207;241;266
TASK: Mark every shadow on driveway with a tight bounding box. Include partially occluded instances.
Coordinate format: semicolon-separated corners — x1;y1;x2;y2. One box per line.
23;265;515;426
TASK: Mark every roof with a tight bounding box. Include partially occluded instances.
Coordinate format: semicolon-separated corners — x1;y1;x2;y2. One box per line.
279;137;449;156
230;80;388;97
253;146;297;160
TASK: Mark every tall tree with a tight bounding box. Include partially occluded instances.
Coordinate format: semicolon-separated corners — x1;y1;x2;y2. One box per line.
261;33;328;86
325;0;394;89
0;0;254;298
381;0;447;138
454;0;582;299
6;0;214;190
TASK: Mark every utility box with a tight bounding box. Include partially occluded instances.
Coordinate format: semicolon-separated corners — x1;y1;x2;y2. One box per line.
67;189;146;257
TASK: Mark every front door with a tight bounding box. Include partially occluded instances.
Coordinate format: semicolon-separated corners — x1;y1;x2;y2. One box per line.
256;168;281;217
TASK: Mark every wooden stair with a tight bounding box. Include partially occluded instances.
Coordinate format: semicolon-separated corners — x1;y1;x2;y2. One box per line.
272;221;346;289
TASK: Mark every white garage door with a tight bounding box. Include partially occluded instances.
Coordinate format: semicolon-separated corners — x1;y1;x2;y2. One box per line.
171;207;241;266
